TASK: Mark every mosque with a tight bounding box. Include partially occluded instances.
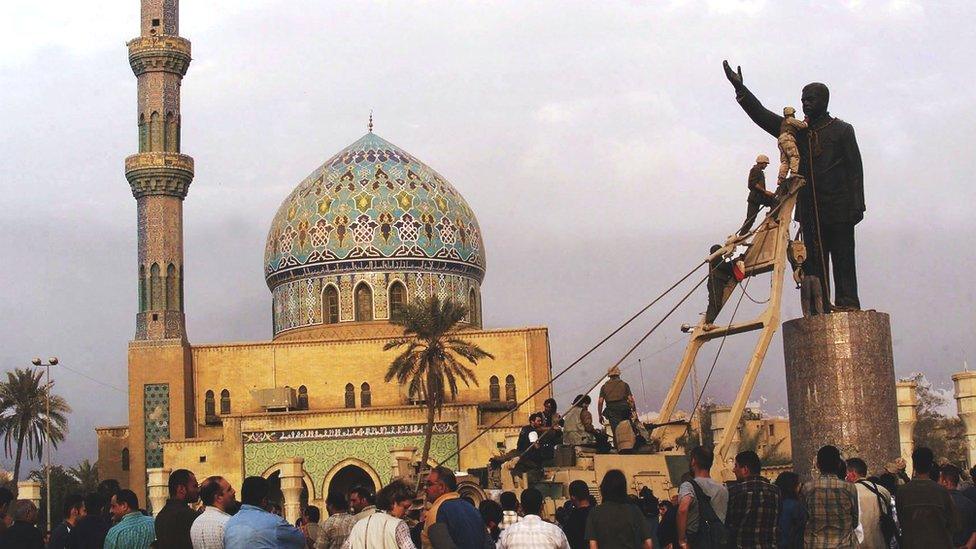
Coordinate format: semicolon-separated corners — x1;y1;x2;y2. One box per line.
95;0;551;513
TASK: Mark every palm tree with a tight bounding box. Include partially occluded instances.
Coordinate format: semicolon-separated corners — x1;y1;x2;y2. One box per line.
69;459;99;494
385;296;494;477
0;368;70;482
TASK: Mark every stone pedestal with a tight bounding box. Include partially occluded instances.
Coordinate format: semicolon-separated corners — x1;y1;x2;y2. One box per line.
952;371;976;468
896;380;918;475
17;481;41;509
278;457;306;525
783;310;900;479
147;468;171;515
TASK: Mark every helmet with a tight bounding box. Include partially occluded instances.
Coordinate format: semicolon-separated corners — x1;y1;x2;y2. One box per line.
607;365;621;377
756;154;770;164
783;106;796;116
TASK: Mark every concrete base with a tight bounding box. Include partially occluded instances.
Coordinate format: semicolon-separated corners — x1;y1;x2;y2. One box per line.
783;310;900;479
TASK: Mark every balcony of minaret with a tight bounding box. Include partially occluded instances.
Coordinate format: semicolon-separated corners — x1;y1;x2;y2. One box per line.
127;36;191;77
125;153;194;199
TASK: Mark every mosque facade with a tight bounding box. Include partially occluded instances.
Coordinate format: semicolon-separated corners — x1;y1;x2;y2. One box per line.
96;0;551;511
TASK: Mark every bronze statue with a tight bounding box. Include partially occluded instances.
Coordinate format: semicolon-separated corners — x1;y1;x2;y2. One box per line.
723;61;864;312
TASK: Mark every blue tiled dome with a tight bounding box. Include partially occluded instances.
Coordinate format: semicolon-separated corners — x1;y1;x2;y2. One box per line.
264;133;486;290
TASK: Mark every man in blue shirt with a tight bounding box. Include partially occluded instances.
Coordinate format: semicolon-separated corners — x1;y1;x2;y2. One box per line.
422;466;488;548
223;476;305;548
103;490;155;549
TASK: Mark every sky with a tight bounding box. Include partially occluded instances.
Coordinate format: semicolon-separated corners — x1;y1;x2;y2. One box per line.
1;0;974;472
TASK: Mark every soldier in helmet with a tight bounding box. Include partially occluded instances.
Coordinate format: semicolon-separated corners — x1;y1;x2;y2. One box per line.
737;154;778;236
778;106;808;184
598;365;636;444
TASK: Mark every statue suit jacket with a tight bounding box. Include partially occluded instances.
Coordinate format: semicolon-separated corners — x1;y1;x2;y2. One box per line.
735;86;865;226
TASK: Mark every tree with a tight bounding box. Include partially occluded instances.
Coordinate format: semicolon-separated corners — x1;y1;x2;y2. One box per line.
384;296;494;477
905;372;967;465
69;459;99;494
0;368;71;483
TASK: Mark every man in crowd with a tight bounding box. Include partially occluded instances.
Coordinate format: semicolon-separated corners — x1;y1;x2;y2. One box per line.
512;412;551;481
939;464;976;548
563;480;593;549
845;457;893;548
677;446;729;548
302;505;321;546
541;398;564;446
317;492;358;549
156;468;201;548
562;395;611;453
104;490;155;549
191;475;237;549
500;491;520;530
726;450;779;548
497;487;570;548
48;494;86;549
897;447;958;547
68;493;112;549
422;466;487;548
598;365;635;441
348;485;377;522
0;499;44;548
0;488;12;537
223;476;305;548
803;445;858;548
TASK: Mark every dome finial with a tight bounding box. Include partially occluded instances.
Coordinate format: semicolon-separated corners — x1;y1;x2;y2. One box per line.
368;110;373;133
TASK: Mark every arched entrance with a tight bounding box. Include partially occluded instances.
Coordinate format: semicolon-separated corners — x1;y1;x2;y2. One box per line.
326;464;376;499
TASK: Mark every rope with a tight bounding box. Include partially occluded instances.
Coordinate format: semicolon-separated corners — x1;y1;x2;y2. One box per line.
435;260;709;467
806;125;832;308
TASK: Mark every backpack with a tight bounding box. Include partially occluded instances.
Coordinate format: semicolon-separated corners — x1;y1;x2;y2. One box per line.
858;480;900;547
687;479;730;549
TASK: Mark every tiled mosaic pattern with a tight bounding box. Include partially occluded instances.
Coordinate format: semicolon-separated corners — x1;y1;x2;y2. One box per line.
272;270;479;335
264;133;486;288
143;383;171;468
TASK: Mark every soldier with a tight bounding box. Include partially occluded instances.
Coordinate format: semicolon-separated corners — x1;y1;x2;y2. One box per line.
597;366;636;444
737;154;777;236
778;106;808;184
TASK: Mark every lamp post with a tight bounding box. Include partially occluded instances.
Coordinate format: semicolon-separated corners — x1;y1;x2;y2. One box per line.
31;356;57;533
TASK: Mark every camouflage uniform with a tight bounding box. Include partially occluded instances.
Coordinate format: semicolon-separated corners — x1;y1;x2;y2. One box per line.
778;116;808;182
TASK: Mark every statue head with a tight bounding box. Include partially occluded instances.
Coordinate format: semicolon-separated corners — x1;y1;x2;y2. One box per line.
801;83;830;119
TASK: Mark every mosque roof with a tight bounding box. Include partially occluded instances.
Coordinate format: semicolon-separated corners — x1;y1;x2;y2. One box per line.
264;132;486;289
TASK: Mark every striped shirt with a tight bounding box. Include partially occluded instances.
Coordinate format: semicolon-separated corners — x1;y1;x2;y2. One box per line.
726;476;781;548
802;474;859;549
103;512;156;549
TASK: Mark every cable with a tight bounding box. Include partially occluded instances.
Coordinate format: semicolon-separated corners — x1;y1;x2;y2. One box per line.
435;260;709;466
57;363;127;394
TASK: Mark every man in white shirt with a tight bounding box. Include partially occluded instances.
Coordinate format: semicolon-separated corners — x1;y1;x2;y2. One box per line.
497;488;570;549
191;476;238;549
677;446;729;549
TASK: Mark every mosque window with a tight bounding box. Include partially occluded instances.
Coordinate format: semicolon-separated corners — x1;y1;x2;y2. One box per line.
138;114;148;152
323;285;339;324
220;389;230;415
489;376;500;402
298;385;309;410
355;283;374;321
138;265;147;312
165;112;177;153
204;390;216;419
149;112;160;151
166;264;178;311
149;263;161;310
389;282;407;320
361;383;372;407
121;448;130;471
345;384;356;408
505;375;517;402
468;289;479;326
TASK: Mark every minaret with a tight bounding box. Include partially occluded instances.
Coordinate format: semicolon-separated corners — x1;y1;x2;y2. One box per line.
125;0;193;340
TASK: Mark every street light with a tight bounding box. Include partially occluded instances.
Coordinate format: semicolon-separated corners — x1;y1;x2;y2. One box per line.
31;356;57;533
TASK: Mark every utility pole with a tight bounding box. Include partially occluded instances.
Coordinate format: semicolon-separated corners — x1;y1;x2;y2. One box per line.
31;357;58;533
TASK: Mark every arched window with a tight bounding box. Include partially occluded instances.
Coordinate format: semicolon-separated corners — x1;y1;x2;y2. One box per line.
505;375;517;402
164;112;177;152
298;385;308;410
138;114;148;152
468;289;480;326
139;265;147;312
323;285;340;324
204;390;216;417
149;263;161;310
355;283;374;321
220;389;230;415
388;282;407;320
149;111;160;151
166;263;178;310
489;376;500;402
121;448;130;471
361;383;372;407
344;384;356;408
